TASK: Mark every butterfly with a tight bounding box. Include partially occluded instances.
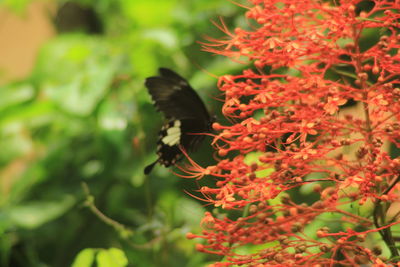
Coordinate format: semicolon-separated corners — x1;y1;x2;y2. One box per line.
144;68;213;174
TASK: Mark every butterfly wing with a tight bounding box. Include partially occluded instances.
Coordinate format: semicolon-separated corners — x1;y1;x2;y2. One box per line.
145;68;210;121
144;68;212;174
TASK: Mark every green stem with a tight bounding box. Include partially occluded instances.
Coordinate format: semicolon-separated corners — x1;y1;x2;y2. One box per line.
373;176;400;260
81;182;133;239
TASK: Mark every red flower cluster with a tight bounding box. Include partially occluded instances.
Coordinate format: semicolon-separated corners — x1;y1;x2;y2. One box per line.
186;0;400;266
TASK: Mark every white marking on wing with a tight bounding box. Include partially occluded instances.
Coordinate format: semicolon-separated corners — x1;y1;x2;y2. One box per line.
161;120;181;146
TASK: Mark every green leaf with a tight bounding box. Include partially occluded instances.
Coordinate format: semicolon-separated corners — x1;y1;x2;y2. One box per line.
71;248;96;267
0;124;32;165
8;195;75;229
143;28;178;49
0;83;34;110
122;0;176;26
2;0;30;14
96;248;128;267
174;196;205;226
0;101;55;127
72;248;128;267
34;36;120;115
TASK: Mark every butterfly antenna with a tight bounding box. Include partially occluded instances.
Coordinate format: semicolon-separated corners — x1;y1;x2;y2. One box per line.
144;160;158;175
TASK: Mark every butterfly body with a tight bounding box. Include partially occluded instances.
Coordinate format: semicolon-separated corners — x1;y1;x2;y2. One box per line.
144;68;212;174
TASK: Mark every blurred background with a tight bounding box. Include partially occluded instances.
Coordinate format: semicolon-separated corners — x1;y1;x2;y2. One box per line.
0;0;244;266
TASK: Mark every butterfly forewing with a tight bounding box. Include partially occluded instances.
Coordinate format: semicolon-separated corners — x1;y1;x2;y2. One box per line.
145;68;210;121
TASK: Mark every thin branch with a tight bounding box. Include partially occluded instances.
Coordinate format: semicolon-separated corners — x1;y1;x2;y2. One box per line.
81;182;133;239
373;175;400;260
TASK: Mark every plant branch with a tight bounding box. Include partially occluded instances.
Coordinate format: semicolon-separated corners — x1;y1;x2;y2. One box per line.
81;182;134;239
373;175;400;260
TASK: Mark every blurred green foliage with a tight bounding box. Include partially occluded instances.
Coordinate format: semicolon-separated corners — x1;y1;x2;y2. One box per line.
0;0;244;266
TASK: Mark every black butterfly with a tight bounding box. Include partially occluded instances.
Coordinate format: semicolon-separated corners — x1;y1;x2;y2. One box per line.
144;68;213;174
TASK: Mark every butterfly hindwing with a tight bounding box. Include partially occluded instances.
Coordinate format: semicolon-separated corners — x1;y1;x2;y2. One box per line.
144;68;212;174
156;119;208;166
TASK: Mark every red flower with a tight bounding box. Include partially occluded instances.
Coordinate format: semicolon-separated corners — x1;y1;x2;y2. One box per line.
187;0;400;265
